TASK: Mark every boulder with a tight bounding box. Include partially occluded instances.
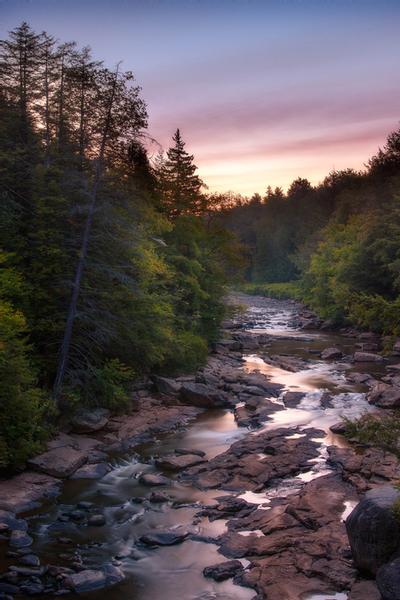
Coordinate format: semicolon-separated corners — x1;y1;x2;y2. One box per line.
70;462;111;479
353;351;383;363
88;514;106;527
320;391;334;408
152;375;181;395
377;557;400;600
9;529;33;548
321;347;343;360
28;446;87;478
139;531;188;546
180;383;231;408
368;383;400;409
203;560;244;582
139;473;170;486
346;485;400;575
282;391;305;408
330;421;348;435
70;408;110;433
65;564;124;593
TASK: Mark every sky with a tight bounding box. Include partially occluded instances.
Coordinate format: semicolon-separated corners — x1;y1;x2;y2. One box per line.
1;0;400;196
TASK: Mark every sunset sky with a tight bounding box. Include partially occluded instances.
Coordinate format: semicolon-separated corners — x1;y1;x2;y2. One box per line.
1;0;400;196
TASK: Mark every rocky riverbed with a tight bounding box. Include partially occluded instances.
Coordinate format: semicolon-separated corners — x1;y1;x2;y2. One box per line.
0;293;400;599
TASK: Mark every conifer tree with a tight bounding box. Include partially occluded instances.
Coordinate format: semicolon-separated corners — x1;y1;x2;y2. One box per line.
159;129;204;218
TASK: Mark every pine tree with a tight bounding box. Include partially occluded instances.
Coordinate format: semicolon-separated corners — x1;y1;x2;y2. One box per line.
158;129;205;218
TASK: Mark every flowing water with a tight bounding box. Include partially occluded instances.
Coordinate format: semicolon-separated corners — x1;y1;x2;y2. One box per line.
12;296;387;599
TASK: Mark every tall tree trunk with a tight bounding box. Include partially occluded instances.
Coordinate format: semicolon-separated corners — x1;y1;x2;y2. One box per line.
53;65;119;404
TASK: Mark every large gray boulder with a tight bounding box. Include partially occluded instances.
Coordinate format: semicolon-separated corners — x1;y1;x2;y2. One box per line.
321;347;343;360
152;375;181;395
346;485;400;575
377;557;400;600
71;408;110;433
180;383;231;408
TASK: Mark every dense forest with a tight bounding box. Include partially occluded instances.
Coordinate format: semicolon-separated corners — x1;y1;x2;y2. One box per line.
0;24;242;469
220;130;400;336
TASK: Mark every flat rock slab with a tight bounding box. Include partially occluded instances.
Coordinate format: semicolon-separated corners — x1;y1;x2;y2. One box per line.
184;427;324;491
28;446;87;478
354;351;383;363
0;472;61;513
156;454;206;470
223;474;358;600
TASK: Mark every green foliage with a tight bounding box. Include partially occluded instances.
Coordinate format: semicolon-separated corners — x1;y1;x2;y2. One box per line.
241;281;302;301
0;298;50;470
343;412;400;457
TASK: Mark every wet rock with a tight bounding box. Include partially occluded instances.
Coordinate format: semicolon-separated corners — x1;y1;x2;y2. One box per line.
353;351;383;363
347;372;373;385
321;347;343;360
77;501;94;510
9;529;33;548
152;375;181;395
139;473;170;486
0;582;19;594
65;564;124;593
156;454;206;470
147;491;170;503
28;446;87;478
203;560;243;581
330;421;348;435
175;448;206;457
70;408;110;433
368;382;400;409
266;354;308;372
88;514;106;527
0;510;27;532
19;582;44;595
346;485;400;575
139;531;188;546
377;557;400;600
69;509;86;521
70;462;111;479
320;391;334;408
19;554;40;567
180;383;231;408
282;391;305;407
200;496;257;521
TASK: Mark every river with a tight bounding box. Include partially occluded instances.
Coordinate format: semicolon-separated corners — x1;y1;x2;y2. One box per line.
8;294;388;599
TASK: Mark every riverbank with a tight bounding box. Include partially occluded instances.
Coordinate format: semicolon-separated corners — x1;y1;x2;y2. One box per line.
0;293;399;598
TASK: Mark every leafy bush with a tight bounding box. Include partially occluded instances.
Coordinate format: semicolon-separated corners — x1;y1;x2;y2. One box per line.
343;412;400;456
0;300;50;470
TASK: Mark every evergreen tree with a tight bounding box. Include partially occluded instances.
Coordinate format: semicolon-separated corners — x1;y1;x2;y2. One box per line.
158;129;205;218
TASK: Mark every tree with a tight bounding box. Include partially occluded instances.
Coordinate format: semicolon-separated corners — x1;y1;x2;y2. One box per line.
158;129;205;218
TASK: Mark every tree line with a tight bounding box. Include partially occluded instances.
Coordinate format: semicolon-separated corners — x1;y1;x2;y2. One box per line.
219;129;400;335
0;23;242;470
